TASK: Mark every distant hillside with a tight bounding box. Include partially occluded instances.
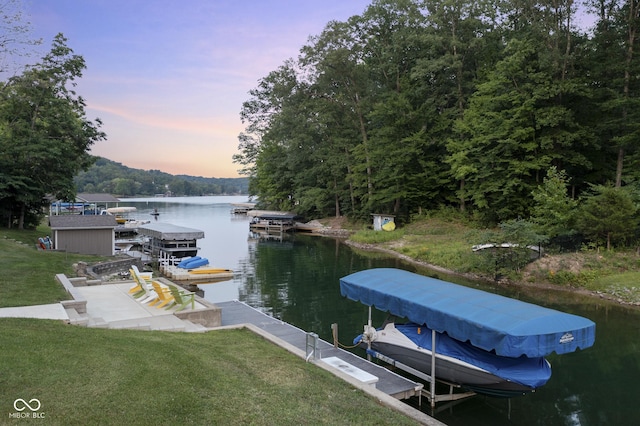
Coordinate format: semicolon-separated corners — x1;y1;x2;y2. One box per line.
74;157;248;196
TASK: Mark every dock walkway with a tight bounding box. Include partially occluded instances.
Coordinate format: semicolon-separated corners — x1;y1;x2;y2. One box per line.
216;300;424;401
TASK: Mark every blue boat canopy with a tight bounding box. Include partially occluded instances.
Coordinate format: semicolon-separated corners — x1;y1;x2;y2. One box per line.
340;268;596;358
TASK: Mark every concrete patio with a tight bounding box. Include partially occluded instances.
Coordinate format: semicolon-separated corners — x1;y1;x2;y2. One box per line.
0;276;221;333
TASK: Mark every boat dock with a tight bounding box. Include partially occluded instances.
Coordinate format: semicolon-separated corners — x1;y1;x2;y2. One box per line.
230;202;256;214
215;300;426;402
248;210;299;234
137;222;204;260
161;264;234;282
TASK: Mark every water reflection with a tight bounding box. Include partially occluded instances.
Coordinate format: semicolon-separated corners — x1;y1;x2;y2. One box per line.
122;197;640;425
232;233;640;426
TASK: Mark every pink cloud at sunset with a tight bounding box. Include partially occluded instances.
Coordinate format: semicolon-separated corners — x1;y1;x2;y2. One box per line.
24;0;373;178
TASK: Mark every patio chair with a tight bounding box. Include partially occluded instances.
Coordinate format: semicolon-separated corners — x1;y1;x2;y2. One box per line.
128;267;156;303
128;268;147;297
149;281;175;309
165;285;195;312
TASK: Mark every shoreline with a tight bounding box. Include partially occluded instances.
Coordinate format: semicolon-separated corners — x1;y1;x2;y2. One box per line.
341;238;640;309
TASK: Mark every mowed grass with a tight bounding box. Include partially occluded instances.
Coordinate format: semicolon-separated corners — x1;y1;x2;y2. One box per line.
0;226;107;308
0;226;419;425
0;320;419;425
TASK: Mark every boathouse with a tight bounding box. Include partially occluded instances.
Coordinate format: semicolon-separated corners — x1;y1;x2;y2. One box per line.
137;223;204;261
48;215;118;255
248;210;300;234
49;193;121;216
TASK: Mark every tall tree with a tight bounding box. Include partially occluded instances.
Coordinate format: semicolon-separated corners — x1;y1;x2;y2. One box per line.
530;166;578;241
450;1;592;222
418;0;501;212
585;0;640;187
0;33;105;228
575;184;638;249
300;17;375;218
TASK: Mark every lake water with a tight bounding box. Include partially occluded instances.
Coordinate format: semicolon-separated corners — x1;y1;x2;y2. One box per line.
124;196;640;425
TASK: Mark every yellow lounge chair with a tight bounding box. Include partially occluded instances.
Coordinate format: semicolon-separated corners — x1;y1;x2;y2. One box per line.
165;285;195;312
149;281;174;308
128;268;146;297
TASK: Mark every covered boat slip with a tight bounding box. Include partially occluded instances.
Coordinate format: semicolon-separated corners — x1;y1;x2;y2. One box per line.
137;223;204;260
340;268;596;406
341;269;595;358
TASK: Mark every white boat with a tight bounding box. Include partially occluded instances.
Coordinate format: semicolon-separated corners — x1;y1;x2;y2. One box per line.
103;207;150;226
340;268;596;401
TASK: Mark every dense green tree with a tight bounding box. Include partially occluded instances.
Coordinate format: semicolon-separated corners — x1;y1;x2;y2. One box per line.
419;0;501;212
451;0;592;223
235;62;303;210
358;0;436;218
584;0;640;187
112;178;137;197
530;166;578;242
233;0;640;252
575;185;638;250
0;34;105;228
301;18;375;218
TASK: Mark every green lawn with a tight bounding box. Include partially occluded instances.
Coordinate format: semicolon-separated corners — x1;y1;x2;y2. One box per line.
0;226;421;425
0;319;418;425
0;227;104;308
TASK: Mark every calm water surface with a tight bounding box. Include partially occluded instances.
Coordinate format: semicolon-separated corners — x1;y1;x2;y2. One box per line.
124;196;640;425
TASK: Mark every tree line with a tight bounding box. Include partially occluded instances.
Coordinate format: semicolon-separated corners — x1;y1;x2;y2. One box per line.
75;157;248;197
234;0;640;250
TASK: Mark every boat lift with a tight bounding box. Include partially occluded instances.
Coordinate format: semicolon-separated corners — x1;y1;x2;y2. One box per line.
341;268;596;410
362;306;476;408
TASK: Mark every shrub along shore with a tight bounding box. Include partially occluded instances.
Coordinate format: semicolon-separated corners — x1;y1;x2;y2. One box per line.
333;215;640;307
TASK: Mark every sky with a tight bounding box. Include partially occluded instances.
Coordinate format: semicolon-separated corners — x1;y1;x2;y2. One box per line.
23;0;373;178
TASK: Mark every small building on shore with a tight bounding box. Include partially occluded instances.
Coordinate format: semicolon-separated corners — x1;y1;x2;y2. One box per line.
48;215;118;255
372;214;396;231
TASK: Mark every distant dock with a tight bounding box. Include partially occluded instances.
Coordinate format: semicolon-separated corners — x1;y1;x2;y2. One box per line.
230;202;256;215
247;210;324;235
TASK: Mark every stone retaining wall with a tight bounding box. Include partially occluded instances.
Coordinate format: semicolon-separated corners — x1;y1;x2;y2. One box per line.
84;258;146;278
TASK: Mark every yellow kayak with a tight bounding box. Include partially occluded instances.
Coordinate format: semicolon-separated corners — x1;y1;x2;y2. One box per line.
188;268;233;274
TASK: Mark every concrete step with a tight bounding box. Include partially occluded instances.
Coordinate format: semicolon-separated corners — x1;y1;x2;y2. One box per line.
108;319;152;330
147;315;186;331
64;308;89;326
182;320;208;333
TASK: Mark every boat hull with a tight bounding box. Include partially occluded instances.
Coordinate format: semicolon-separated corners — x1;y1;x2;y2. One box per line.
366;342;534;398
357;323;550;398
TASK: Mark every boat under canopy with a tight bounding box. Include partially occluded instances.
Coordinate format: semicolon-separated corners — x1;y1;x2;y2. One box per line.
105;207;137;214
340;268;596;359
